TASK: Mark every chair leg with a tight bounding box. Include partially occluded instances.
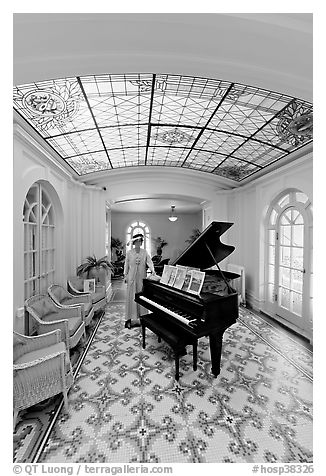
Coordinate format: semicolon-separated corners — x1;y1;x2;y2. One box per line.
63;389;69;411
13;410;19;431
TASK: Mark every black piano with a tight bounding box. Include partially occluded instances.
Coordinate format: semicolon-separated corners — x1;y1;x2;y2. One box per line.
135;221;240;378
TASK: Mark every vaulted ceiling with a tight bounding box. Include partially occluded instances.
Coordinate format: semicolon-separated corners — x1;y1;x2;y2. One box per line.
13;72;312;182
13;13;313;198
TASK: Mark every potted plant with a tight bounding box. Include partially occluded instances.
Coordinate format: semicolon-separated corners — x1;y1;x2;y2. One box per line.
111;237;125;278
77;255;114;284
111;237;125;262
153;236;168;256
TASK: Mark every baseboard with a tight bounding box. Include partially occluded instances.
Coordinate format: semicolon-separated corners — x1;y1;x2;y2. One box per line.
245;290;263;311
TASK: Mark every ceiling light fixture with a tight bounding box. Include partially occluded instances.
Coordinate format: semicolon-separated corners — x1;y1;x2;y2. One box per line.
168;205;178;222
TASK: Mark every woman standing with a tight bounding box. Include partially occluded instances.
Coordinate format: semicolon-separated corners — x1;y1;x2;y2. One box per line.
124;233;155;329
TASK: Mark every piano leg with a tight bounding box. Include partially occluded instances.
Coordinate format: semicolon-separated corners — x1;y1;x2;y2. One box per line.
174;354;180;381
193;341;197;371
209;331;224;377
141;323;146;349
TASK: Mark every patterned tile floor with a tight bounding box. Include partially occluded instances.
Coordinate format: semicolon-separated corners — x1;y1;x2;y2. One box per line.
14;283;313;463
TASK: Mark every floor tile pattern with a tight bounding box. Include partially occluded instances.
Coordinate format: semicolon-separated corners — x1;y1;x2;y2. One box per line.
29;303;312;464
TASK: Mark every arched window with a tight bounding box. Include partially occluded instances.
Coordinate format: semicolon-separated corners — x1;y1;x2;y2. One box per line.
265;189;312;336
23;183;56;299
126;221;151;255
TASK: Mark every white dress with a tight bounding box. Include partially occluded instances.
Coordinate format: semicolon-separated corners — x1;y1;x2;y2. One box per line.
124;248;154;324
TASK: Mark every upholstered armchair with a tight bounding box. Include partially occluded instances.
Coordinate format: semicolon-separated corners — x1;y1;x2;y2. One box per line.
24;294;86;351
13;329;74;429
67;276;107;313
48;284;94;327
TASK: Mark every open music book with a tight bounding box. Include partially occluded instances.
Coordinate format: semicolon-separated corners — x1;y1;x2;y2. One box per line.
173;266;187;289
187;270;206;295
160;265;174;285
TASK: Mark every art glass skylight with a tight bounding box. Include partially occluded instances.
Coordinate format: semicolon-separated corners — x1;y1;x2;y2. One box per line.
13;73;313;181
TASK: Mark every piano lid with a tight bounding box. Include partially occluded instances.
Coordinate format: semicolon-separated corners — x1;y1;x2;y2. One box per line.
171;221;235;270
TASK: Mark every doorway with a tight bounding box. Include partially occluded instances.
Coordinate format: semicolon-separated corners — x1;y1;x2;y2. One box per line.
265;190;312;337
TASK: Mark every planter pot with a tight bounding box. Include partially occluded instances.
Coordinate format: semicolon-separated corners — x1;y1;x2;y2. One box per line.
87;267;110;285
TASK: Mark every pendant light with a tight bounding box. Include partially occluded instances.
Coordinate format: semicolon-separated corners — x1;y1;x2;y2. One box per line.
168;205;178;222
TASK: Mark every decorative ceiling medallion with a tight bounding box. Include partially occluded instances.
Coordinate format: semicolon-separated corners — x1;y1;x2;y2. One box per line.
23;90;66;116
18;80;81;131
130;77;167;93
216;165;249;180
277;101;313;146
223;86;249;102
154;128;192;144
288;113;313;137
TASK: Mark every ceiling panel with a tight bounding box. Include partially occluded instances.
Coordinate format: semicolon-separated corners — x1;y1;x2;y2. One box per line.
13;73;313;181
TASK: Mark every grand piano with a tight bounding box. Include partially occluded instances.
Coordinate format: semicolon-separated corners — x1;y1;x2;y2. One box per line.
135;221;240;378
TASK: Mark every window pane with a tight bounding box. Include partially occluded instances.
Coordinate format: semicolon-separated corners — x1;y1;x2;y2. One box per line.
280;224;291;245
293;211;304;225
292;247;303;270
296;192;308;204
292;291;302;315
291;269;303;292
281;210;291;225
279;266;290;287
280;246;290;266
280;287;290;309
293;224;304;247
278;194;289;208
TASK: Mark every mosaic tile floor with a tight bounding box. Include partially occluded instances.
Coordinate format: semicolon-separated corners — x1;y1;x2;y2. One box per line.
13;297;312;464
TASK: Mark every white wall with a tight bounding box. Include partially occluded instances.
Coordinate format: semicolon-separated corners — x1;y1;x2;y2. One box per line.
13;125;108;332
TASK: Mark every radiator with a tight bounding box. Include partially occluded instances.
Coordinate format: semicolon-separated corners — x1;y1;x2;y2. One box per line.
227;264;246;306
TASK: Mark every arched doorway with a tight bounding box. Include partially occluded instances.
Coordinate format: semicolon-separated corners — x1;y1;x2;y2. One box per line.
265;189;312;337
23;182;57;299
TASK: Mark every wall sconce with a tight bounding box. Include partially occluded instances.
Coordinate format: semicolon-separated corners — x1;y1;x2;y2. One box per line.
168;205;178;222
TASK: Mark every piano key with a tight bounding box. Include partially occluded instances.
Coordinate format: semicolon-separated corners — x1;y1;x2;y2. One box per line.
138;295;195;327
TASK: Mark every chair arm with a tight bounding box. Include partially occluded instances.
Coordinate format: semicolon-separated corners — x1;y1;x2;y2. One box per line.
13;348;66;371
13;330;61;353
67;281;85;295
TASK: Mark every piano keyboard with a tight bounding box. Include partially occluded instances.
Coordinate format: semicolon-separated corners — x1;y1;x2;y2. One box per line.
138;295;198;327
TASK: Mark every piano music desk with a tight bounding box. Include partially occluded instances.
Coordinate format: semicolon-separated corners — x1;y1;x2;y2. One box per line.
140;313;197;381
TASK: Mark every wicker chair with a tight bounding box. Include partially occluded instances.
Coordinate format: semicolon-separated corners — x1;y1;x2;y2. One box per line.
67;276;107;313
48;284;95;327
25;294;86;351
13;329;74;429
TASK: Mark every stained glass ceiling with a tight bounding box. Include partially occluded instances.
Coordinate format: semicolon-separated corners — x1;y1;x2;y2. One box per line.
13;73;313;182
